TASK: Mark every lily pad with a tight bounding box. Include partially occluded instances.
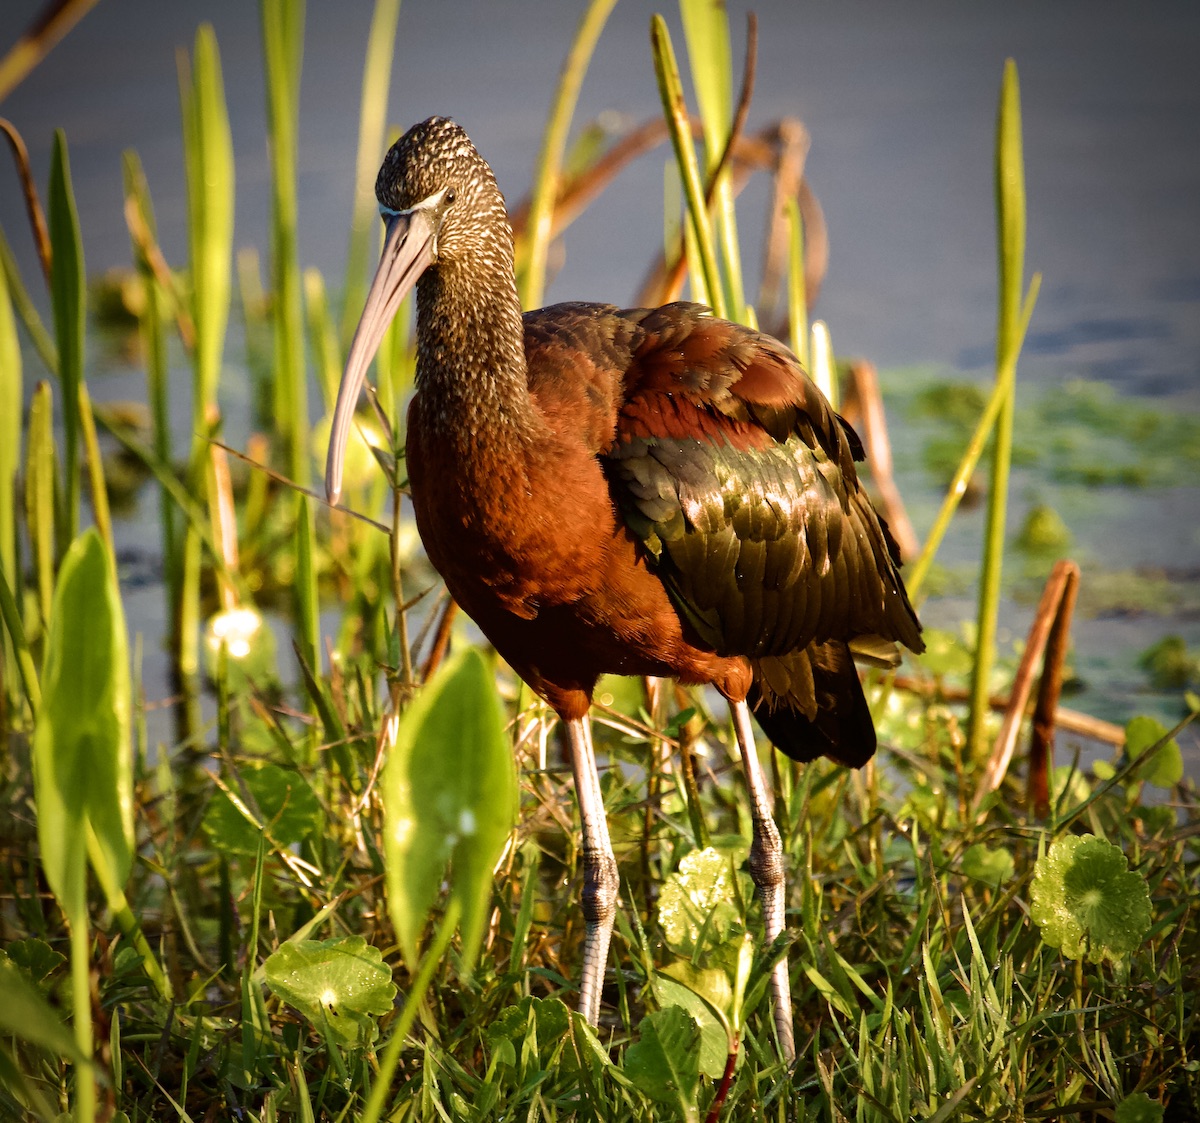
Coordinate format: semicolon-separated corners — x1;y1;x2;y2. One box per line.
1030;835;1151;964
263;935;395;1046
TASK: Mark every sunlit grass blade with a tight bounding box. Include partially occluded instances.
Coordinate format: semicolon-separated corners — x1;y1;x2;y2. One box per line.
0;227;57;373
180;25;234;429
304;267;341;410
0;564;39;713
0;0;100;103
24;382;57;633
340;0;403;353
0;261;20;613
785;196;808;368
294;494;319;692
178;24;234;684
47;130;83;542
518;0;617;310
122;150;181;637
680;0;746;322
650;14;725;318
967;60;1027;758
905;275;1040;600
262;0;308;486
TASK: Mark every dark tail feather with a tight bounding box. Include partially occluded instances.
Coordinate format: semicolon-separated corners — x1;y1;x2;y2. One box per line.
748;642;877;768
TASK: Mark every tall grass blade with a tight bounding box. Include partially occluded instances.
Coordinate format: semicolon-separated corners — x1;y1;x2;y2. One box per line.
967;60;1027;758
181;26;234;430
650;15;725;318
519;0;617;310
340;0;403;353
47;130;83;541
179;25;234;682
680;0;745;322
77;383;111;554
785;197;808;368
0;228;57;373
0;0;100;103
294;494;320;686
905;276;1039;600
122;151;181;635
0;564;39;713
262;0;309;485
24;382;57;632
0;261;20;657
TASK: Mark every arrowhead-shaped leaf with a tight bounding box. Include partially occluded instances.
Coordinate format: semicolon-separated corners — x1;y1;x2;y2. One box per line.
33;529;132;925
0;951;86;1061
382;646;517;974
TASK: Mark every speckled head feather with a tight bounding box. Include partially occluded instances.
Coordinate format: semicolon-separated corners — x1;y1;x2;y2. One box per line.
375;117;511;268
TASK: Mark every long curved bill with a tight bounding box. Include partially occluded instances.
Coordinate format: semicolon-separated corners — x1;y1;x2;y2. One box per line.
324;206;438;505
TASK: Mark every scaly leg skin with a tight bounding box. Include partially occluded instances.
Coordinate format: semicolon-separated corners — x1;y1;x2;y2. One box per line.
730;700;797;1063
565;716;619;1028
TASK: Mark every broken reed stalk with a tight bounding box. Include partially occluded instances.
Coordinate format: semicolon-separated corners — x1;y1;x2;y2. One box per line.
972;558;1081;815
842;359;919;563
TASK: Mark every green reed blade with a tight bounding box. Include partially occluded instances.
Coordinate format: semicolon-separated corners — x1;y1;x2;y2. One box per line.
519;0;617;311
0;0;100;104
304;267;341;410
47;130;83;541
340;0;403;354
179;25;234;683
785;196;808;369
0;564;39;714
0;261;19;593
180;25;234;432
294;494;319;684
967;60;1028;759
905;275;1040;601
0;227;56;372
122;150;181;629
24;382;57;632
650;14;725;319
680;0;746;322
262;0;309;485
77;383;111;553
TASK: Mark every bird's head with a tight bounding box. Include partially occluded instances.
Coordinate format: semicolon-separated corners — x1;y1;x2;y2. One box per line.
325;117;508;504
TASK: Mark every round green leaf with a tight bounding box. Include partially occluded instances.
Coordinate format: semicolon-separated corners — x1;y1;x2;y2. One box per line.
1030;834;1151;964
201;761;321;857
263;936;395;1046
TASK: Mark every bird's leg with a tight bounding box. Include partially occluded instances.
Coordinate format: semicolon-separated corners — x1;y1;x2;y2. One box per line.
730;699;796;1063
565;716;619;1027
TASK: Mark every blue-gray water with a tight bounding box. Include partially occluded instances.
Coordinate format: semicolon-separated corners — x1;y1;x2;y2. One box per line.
3;1;1198;774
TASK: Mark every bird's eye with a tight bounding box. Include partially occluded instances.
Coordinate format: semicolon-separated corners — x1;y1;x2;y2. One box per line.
445;188;457;204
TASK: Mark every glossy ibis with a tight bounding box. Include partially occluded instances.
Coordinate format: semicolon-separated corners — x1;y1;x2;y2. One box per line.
326;116;923;1060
